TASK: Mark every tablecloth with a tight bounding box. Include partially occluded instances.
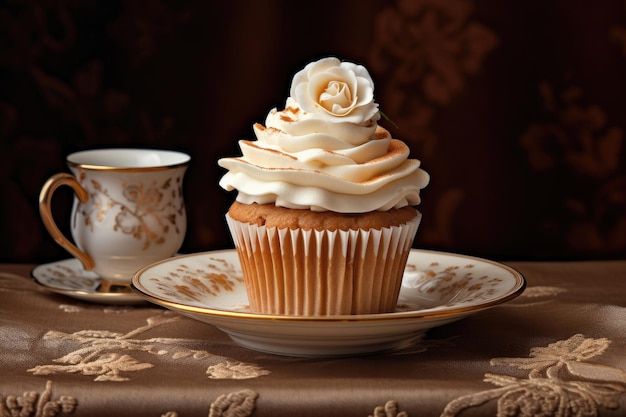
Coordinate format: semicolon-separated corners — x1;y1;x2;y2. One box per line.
1;260;625;417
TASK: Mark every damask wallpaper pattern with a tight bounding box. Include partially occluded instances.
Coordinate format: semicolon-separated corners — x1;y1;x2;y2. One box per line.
1;0;625;262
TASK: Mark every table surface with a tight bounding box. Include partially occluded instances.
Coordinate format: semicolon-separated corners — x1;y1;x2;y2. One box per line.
1;258;625;417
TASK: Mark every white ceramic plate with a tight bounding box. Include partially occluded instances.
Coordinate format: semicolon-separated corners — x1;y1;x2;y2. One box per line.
32;259;145;305
131;249;526;357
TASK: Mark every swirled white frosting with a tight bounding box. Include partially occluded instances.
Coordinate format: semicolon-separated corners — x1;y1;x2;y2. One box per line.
218;57;429;213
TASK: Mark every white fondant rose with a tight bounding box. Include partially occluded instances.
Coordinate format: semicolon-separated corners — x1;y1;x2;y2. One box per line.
290;57;380;125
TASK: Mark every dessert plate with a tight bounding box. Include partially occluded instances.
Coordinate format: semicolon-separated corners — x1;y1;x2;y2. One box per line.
32;259;145;305
131;249;526;357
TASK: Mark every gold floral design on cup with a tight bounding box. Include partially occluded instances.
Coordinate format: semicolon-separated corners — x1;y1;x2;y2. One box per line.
40;148;190;283
79;174;185;250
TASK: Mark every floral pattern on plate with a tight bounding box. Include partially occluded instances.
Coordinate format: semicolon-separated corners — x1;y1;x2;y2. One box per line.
146;256;243;303
32;259;144;305
132;249;526;357
398;262;505;310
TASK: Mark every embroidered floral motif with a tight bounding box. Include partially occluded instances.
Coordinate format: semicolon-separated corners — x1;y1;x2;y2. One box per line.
520;286;567;298
102;306;136;314
150;391;259;417
208;390;257;417
508;285;567;307
59;303;145;314
369;400;408;417
0;380;77;417
78;175;185;250
206;361;271;380
27;312;270;382
441;334;626;417
59;304;82;313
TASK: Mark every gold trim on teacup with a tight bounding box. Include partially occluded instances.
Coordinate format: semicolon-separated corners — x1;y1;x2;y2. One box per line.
66;149;190;172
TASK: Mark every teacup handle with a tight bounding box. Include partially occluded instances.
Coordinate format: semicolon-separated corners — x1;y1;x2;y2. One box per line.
39;173;95;271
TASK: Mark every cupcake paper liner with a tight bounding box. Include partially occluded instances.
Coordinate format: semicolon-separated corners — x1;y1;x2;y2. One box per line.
226;212;421;316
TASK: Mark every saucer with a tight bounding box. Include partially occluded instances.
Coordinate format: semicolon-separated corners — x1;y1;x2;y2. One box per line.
32;259;145;305
132;249;526;357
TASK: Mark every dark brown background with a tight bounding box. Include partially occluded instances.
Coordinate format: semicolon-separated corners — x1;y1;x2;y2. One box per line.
2;0;625;263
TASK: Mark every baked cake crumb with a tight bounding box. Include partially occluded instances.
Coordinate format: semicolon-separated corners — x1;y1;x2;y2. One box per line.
228;201;418;231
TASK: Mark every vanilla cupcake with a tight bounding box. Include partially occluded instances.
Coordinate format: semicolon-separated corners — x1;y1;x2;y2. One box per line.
218;57;429;316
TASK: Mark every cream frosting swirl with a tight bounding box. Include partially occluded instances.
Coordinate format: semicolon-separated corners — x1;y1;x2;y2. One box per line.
218;57;429;213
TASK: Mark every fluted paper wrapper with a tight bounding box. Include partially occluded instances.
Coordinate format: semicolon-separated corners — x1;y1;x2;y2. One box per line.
226;212;422;316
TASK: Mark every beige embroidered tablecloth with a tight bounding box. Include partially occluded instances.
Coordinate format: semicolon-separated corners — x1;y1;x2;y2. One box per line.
1;260;625;417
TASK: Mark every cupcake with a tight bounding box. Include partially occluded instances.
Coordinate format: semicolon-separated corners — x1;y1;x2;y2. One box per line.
218;57;429;316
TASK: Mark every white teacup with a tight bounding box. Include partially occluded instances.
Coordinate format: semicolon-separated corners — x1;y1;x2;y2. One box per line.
39;148;190;284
